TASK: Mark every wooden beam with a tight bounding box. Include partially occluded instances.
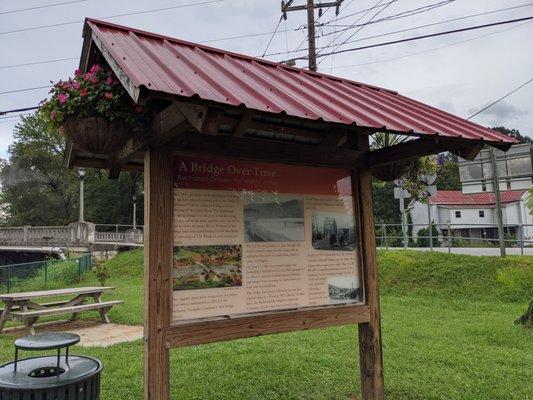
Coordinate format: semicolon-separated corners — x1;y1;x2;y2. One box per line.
165;304;370;348
201;108;225;136
144;148;173;400
108;104;189;179
365;137;484;168
169;132;364;168
354;135;385;400
233;111;253;137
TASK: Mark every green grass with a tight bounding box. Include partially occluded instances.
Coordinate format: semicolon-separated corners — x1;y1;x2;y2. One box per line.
0;249;531;399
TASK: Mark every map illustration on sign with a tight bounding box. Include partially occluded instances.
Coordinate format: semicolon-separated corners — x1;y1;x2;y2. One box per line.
172;156;361;322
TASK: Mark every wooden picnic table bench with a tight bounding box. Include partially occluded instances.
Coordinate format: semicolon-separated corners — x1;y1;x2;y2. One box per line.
0;286;123;335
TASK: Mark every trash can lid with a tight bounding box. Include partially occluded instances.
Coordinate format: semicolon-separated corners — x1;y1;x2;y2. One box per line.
15;332;80;351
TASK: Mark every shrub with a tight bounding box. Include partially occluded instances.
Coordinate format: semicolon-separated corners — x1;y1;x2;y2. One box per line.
416;224;440;247
92;260;111;286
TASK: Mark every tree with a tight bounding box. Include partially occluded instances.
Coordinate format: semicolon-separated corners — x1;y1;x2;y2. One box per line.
435;153;461;190
373;181;400;224
492;126;532;144
0;113;143;226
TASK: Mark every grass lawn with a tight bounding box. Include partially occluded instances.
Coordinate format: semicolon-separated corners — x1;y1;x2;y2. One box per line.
0;249;531;399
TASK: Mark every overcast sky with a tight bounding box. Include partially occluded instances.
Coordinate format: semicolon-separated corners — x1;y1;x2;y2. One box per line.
1;0;532;158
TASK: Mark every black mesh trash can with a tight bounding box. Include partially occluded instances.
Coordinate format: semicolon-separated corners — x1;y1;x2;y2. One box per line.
0;332;103;400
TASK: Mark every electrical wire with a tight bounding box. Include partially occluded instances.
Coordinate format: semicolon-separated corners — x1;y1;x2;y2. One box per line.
329;20;532;69
288;15;533;61
0;0;226;36
467;77;533;120
261;16;284;57
0;86;51;95
0;0;89;15
267;2;533;57
317;0;397;66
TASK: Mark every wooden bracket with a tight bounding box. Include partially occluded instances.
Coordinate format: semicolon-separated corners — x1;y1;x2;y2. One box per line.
173;100;208;132
108;104;189;179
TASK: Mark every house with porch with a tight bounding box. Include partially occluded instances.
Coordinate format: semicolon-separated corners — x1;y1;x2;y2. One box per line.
411;143;533;243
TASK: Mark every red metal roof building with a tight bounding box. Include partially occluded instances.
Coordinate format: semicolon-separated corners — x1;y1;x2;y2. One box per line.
430;189;528;208
83;18;514;146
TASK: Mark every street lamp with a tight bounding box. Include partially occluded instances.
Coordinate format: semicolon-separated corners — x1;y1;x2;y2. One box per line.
132;194;137;230
78;168;86;223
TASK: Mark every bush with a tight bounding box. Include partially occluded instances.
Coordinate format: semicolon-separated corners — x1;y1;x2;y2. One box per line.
416;224;440;247
92;259;111;286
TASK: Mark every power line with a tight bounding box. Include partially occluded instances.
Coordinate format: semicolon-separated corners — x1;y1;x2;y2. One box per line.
0;57;79;70
317;0;398;65
330;20;532;69
261;16;284;57
0;107;41;116
267;2;533;57
289;15;533;61
467;77;533;120
0;0;225;36
315;0;386;60
318;0;455;37
0;0;89;15
0;86;51;95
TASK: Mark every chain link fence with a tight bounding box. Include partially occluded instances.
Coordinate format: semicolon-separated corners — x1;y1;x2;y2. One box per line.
0;253;92;294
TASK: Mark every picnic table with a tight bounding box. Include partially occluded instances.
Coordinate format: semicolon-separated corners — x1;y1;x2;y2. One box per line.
0;287;123;335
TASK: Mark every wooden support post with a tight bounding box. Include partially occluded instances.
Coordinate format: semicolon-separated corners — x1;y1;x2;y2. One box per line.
144;148;173;400
354;136;384;400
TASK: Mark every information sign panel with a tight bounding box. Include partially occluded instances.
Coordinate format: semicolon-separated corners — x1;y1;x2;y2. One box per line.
172;156;361;322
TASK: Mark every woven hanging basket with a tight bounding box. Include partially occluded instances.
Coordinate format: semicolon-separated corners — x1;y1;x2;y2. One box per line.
63;116;129;154
371;160;413;182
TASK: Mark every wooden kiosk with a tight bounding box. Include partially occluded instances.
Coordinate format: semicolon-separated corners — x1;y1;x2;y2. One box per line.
68;18;516;400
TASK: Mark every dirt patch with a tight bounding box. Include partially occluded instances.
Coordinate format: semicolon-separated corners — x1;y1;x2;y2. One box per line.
4;320;143;347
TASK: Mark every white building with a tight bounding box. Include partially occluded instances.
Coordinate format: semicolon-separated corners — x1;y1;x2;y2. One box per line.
410;143;533;243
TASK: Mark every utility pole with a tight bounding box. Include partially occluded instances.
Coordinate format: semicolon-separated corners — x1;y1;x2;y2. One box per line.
489;148;506;257
282;0;343;71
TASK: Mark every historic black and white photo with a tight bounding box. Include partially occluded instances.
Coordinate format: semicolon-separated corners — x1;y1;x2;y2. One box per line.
312;211;355;251
244;193;305;242
328;276;360;304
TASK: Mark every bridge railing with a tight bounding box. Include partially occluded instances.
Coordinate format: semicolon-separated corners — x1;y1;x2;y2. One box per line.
0;226;72;246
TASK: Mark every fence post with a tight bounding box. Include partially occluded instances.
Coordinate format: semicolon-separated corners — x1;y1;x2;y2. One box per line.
447;222;451;254
519;224;524;256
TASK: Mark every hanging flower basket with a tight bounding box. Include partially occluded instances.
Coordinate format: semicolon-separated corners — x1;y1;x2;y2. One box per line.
63;116;130;154
40;64;148;155
371;161;412;181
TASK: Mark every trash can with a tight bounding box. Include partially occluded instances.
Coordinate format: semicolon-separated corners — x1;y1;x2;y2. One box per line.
0;332;102;399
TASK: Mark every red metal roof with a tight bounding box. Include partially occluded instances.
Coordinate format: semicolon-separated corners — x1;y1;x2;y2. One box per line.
84;18;516;145
430;190;527;207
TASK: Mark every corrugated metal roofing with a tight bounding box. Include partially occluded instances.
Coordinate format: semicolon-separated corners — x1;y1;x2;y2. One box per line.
85;18;516;145
430;190;527;206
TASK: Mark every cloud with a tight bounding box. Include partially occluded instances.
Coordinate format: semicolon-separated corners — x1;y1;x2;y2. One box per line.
468;101;528;120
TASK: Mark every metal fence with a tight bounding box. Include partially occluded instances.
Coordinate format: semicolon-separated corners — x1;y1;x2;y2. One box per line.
0;253;92;294
375;222;533;255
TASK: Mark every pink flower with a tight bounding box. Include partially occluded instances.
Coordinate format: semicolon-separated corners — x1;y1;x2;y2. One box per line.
72;81;81;90
90;76;98;85
84;72;93;81
90;64;101;73
57;93;68;104
106;76;113;85
74;69;82;77
104;92;113;100
79;88;88;97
